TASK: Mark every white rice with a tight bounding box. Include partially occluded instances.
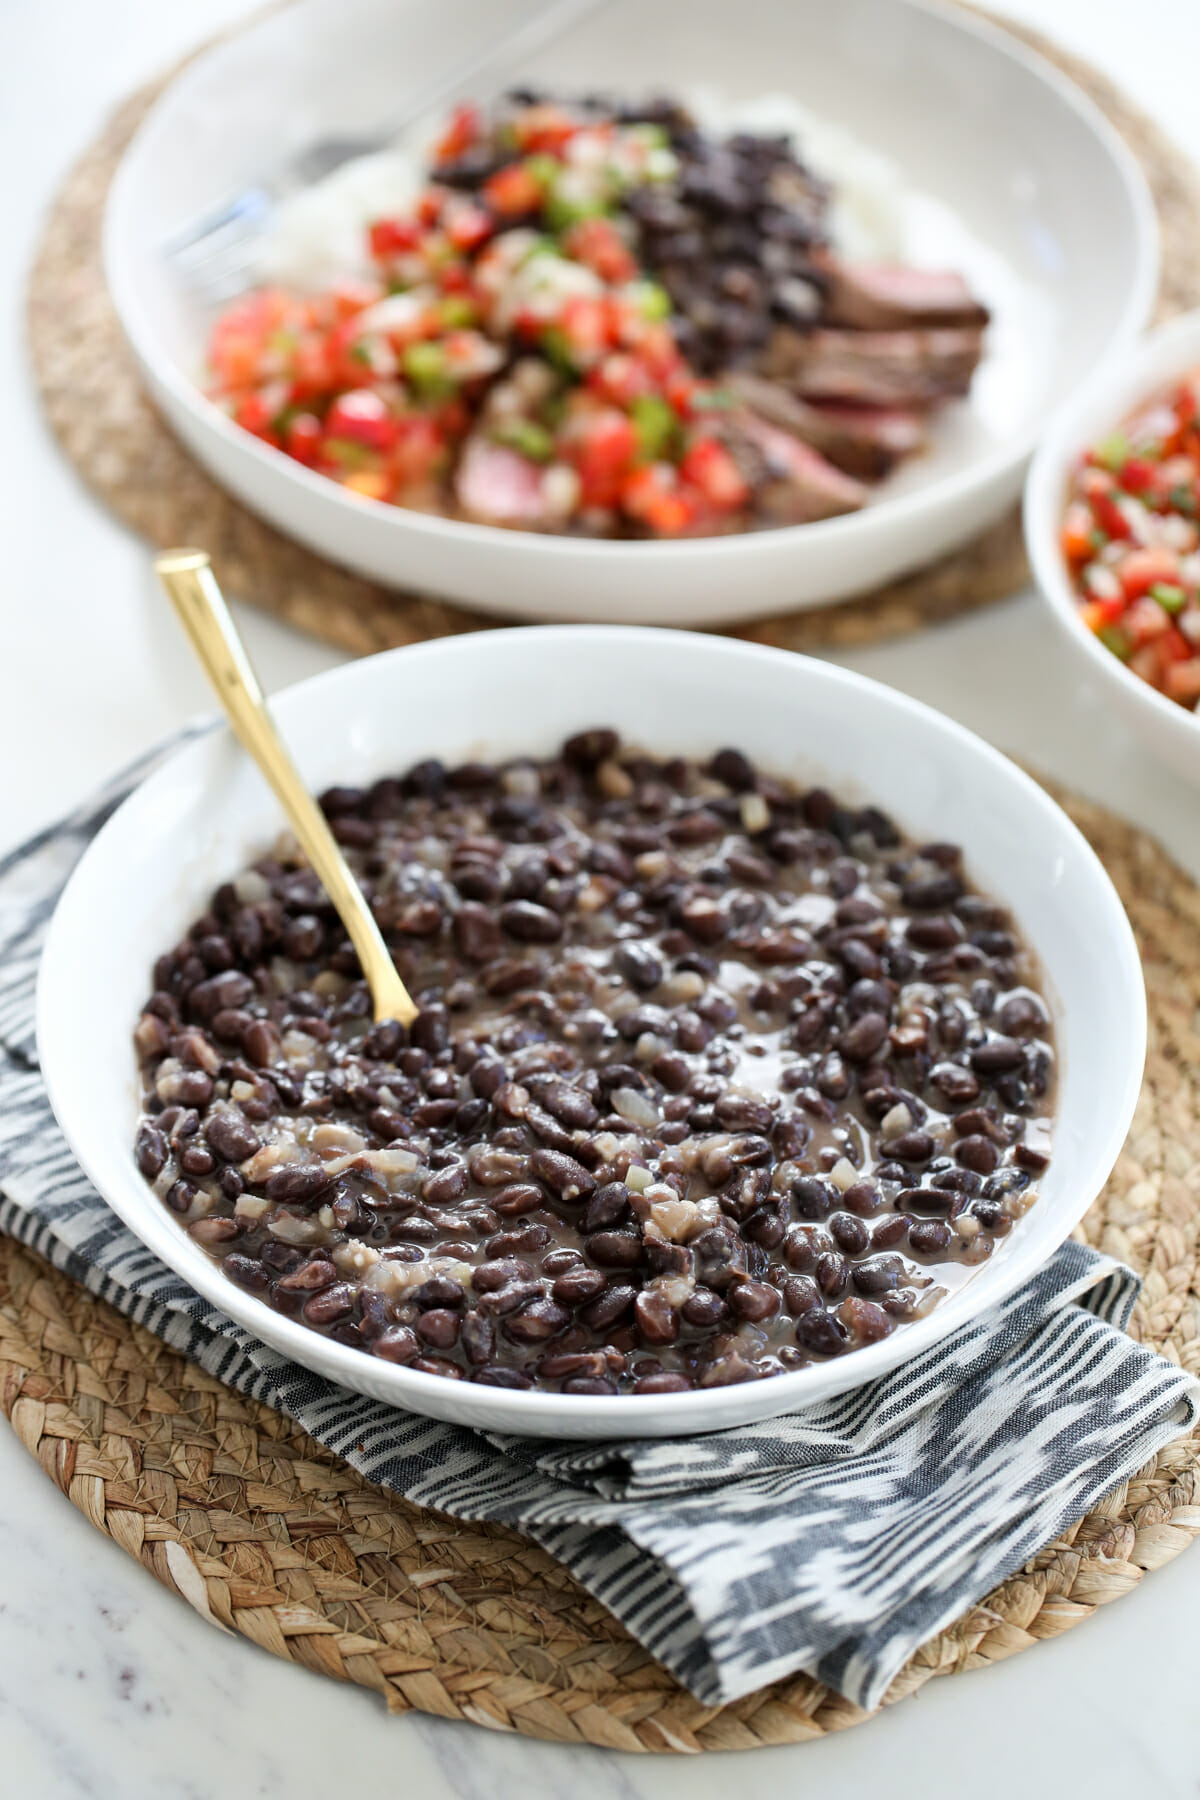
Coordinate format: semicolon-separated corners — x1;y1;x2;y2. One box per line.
256;91;905;290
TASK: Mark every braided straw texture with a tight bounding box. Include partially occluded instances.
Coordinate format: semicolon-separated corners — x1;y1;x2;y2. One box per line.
24;13;1200;657
2;785;1198;1751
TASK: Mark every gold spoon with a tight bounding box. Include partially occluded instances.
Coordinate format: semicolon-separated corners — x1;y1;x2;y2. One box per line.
155;549;418;1028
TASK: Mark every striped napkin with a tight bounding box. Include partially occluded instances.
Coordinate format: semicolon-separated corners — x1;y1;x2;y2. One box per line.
2;739;1196;1713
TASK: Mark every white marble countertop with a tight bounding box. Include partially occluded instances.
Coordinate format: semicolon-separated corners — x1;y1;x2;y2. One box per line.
3;1;1200;1792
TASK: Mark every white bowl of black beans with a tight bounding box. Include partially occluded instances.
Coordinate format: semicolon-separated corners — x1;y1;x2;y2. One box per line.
38;628;1145;1437
103;0;1155;624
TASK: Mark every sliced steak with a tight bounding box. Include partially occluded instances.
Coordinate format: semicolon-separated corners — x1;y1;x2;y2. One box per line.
728;411;868;523
819;258;990;332
726;373;926;478
761;325;987;408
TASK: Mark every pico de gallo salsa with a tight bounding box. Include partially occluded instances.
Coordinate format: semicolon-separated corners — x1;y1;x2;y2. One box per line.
1062;373;1200;710
206;91;988;538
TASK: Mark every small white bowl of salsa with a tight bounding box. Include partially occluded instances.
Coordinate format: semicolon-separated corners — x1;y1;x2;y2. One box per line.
1025;309;1200;786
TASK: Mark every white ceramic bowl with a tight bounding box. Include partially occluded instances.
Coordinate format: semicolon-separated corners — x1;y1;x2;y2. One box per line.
1025;309;1200;787
39;628;1144;1437
103;0;1156;627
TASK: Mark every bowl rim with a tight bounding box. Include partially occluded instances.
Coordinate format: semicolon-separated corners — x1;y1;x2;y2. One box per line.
36;625;1148;1433
1024;307;1200;759
102;0;1159;570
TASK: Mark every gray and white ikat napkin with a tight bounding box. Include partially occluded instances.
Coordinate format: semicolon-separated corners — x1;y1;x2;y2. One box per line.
1;738;1196;1712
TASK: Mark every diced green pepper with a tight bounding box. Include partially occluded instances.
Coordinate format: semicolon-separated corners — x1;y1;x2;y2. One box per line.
490;418;555;462
1095;432;1130;472
1096;623;1132;660
1168;483;1197;515
628;280;672;322
524;154;560;191
1150;582;1187;613
543;184;608;231
403;341;455;397
539;325;576;374
321;438;372;470
630;394;679;460
438;295;477;328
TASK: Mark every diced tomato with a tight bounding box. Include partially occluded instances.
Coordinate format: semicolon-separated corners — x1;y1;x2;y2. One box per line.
679;436;749;511
368;217;422;261
416;189;444;228
1119;456;1162;497
568;410;637;506
232;392;280;442
563;217;638;285
433;102;482;165
1125;596;1173;644
327;278;383;320
587;352;656;408
482;161;547;217
340;468;394;502
1061;501;1096;564
445;202;494;252
1164;656;1200;703
664;370;701;418
1117;546;1180;602
1173;379;1200;436
324;390;401;453
511;104;578;155
391;414;448;486
556;296;613;368
284;412;323;464
621;463;696;534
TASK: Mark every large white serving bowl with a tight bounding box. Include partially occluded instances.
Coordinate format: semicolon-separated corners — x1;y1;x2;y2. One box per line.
1025;309;1200;788
39;628;1144;1438
103;0;1156;626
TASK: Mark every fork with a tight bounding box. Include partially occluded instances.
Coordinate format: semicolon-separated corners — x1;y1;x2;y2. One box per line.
164;0;613;305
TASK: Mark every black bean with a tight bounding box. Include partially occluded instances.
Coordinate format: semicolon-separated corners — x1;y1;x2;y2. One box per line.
135;1123;168;1179
504;1297;571;1343
265;1164;335;1204
583;1182;631;1232
455;903;503;963
880;1130;934;1164
789;1175;836;1221
416;1308;461;1348
930;1062;981;1105
587;1231;643;1270
681;1287;728;1328
563;728;619;768
461;1313;495;1364
853;1254;907;1295
727;1280;780;1322
529;1147;595;1202
840;1297;893;1343
837;1012;889;1061
371;1326;421;1363
794;1309;850;1356
829;1212;870;1255
955;1134;1000;1175
970;1035;1026;1076
500;900;563;943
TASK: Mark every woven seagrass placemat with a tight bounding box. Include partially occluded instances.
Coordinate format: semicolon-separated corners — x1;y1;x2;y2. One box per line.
25;12;1200;655
2;783;1197;1751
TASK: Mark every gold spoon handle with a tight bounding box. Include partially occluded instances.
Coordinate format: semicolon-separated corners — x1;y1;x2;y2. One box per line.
155;549;418;1028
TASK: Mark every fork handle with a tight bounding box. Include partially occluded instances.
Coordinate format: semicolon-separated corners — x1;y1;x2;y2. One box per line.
155;550;418;1028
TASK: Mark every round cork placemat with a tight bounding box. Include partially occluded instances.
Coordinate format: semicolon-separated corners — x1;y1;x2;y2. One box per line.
1;782;1197;1751
25;12;1200;656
